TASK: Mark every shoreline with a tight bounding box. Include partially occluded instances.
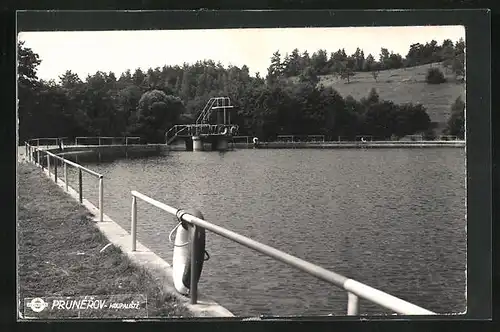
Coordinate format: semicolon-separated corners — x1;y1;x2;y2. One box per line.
250;140;465;149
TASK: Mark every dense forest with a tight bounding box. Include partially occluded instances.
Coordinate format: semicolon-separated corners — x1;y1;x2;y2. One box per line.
18;38;465;144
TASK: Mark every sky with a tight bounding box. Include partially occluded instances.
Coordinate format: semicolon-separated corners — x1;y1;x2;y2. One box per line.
18;26;465;82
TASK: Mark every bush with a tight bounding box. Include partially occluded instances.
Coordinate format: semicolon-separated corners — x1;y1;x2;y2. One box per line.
426;68;447;84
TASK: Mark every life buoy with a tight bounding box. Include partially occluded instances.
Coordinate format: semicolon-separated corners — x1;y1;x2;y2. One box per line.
253;137;259;144
230;126;238;135
220;127;229;135
171;209;207;296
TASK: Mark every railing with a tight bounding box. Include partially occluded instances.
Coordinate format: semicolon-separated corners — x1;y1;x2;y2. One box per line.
27;137;68;149
439;135;459;141
195;98;217;126
232;136;252;145
165;125;190;145
195;97;233;125
25;142;105;223
129;190;436;316
277;135;326;143
75;136;141;146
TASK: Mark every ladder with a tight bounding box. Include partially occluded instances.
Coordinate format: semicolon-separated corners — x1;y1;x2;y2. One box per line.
165;125;189;145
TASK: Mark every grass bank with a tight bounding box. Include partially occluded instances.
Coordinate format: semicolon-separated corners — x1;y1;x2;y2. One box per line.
17;162;191;318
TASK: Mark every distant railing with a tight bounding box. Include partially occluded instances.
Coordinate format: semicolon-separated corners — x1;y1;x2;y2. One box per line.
129;190;436;316
26;136;141;147
232;136;252;144
75;136;141;146
27;137;68;149
439;135;460;141
277;135;326;143
25;142;104;222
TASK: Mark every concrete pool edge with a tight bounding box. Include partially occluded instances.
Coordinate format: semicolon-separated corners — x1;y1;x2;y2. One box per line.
34;162;235;318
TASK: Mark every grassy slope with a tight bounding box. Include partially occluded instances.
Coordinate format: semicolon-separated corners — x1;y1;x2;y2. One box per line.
293;63;465;131
17;162;191;318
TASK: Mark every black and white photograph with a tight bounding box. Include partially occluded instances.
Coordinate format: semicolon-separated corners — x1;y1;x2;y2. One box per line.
16;15;471;320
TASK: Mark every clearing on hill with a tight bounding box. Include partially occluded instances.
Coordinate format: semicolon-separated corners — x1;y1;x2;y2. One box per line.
295;63;465;132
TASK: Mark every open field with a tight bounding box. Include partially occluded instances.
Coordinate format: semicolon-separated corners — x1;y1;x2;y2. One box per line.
17;162;191;319
292;62;465;130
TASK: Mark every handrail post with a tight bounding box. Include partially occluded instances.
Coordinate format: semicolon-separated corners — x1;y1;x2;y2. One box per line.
347;292;359;316
190;224;199;305
54;157;58;183
99;176;104;222
37;149;40;165
131;195;137;251
64;162;68;191
47;153;51;177
78;168;83;203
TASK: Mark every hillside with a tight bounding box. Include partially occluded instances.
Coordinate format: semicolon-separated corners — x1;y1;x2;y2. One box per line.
294;63;465;132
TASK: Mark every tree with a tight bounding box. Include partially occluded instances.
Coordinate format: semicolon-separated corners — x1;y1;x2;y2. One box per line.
130;90;184;142
311;49;329;75
405;43;424;67
452;38;465;80
428;39;440;64
283;48;301;77
18;41;43;142
363;54;375;72
445;96;465;139
18;41;42;89
298;66;319;86
132;68;147;89
299;51;311;73
266;51;283;84
352;47;365;72
342;57;356;83
426;68;446;84
379;48;390;69
394;103;431;138
59;70;82;88
388;52;404;69
371;62;381;82
364;100;399;139
441;39;455;72
329;49;347;74
362;88;380;105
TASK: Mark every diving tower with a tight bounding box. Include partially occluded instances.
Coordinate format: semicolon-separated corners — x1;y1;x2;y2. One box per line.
165;97;239;151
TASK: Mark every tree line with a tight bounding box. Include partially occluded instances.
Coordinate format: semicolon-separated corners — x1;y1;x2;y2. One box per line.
267;38;465;84
18;38;464;144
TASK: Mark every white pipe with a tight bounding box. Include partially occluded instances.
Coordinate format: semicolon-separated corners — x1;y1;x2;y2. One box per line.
130;190;436;315
347;292;359;315
131;196;137;251
99;177;104;222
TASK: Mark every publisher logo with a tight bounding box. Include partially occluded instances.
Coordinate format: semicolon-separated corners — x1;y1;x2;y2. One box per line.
27;298;48;313
23;294;147;319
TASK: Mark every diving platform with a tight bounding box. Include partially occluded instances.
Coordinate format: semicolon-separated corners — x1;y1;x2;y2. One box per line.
165;97;239;151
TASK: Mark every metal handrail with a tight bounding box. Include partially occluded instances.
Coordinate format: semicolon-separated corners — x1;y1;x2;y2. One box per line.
27;137;68;149
25;142;104;222
75;136;141;146
130;190;436;316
